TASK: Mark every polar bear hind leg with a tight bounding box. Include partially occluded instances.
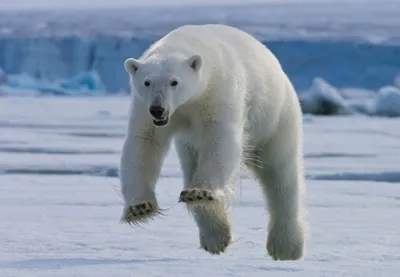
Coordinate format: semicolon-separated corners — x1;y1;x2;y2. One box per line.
249;119;307;261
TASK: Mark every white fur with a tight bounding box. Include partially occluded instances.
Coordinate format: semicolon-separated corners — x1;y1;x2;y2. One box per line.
120;24;307;260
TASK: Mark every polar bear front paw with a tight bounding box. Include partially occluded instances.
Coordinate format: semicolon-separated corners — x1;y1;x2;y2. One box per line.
120;201;159;225
179;188;216;205
266;218;306;261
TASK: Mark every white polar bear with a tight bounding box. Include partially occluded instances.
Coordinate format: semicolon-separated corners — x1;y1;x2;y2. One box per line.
120;24;307;260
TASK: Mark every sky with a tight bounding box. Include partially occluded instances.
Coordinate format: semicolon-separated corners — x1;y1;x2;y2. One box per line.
0;0;279;10
0;0;358;10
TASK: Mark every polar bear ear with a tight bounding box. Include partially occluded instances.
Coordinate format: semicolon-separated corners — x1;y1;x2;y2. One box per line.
187;55;202;72
124;58;141;75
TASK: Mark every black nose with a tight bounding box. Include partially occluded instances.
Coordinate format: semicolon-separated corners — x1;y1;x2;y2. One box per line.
149;105;165;119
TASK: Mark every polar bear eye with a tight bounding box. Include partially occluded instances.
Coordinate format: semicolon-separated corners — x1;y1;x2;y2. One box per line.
144;80;151;87
170;80;178;87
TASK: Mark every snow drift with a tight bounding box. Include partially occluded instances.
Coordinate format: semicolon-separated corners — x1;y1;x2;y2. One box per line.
298;78;400;117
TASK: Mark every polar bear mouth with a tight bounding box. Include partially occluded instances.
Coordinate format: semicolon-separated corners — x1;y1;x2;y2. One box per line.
153;116;169;127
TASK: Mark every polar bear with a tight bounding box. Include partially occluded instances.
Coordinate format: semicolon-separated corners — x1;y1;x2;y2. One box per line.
120;24;307;260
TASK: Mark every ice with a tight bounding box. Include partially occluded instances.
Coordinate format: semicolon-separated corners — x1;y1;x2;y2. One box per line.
373;86;400;117
395;73;400;88
298;77;351;115
299;78;400;117
0;36;151;93
0;69;107;96
0;97;399;276
1;66;400;118
1;36;399;94
1;58;400;117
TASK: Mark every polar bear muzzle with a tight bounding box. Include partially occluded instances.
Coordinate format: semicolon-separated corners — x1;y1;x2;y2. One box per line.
152;116;169;127
149;105;170;127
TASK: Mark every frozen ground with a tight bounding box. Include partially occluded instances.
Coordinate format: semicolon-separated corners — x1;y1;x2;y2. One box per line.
0;97;399;277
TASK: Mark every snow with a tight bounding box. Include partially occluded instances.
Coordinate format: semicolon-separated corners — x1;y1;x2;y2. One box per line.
0;97;399;277
299;78;400;117
1;1;399;43
373;86;400;117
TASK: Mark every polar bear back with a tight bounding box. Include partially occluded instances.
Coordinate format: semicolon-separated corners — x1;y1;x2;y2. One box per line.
144;24;285;84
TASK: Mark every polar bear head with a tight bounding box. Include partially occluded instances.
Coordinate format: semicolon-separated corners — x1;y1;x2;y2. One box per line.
124;54;204;127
